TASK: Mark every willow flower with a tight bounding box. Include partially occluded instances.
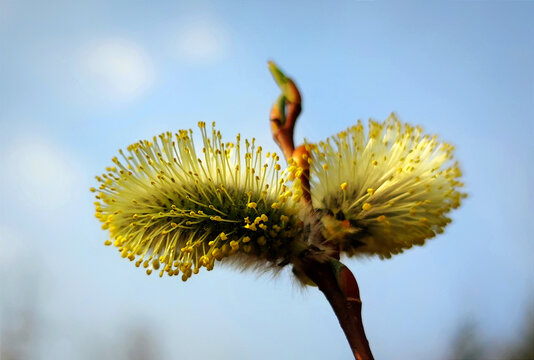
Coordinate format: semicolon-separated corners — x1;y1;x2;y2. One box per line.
92;114;465;283
305;113;466;258
91;122;304;281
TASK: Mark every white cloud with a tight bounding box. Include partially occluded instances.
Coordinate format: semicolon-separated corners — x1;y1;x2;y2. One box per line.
171;16;229;63
78;38;155;102
2;136;79;211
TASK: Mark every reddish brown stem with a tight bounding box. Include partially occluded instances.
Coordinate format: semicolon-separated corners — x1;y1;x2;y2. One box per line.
291;145;312;204
301;258;374;360
268;61;374;360
270;98;299;160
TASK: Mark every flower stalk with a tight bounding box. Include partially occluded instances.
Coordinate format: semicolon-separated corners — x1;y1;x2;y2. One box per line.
301;258;373;360
268;62;374;360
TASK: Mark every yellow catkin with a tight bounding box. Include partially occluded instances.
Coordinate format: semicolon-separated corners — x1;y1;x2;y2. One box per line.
306;114;466;258
92;123;304;282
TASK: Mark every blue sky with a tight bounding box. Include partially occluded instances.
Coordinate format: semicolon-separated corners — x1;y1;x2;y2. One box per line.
1;0;533;359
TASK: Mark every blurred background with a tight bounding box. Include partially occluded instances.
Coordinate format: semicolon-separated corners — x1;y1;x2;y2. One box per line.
1;0;533;359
